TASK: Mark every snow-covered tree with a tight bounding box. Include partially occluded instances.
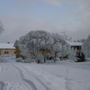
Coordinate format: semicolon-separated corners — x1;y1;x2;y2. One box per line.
51;33;67;61
83;35;90;58
0;21;5;63
15;30;68;63
68;47;77;60
0;21;4;33
16;31;53;62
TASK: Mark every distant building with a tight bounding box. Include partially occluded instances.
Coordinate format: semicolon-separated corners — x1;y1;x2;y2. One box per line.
66;41;83;50
14;40;53;58
0;43;16;55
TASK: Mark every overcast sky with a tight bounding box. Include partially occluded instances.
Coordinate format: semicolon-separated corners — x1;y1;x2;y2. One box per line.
0;0;90;43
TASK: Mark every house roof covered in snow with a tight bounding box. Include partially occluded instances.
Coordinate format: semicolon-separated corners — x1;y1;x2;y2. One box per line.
0;43;15;49
66;41;83;46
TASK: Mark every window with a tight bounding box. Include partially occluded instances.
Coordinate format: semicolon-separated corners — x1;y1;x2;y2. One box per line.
4;51;9;54
14;51;16;54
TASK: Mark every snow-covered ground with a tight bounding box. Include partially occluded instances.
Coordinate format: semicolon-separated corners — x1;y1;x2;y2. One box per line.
0;56;90;90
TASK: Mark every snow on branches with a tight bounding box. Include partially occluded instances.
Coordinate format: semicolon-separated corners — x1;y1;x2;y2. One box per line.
15;30;68;63
83;35;90;58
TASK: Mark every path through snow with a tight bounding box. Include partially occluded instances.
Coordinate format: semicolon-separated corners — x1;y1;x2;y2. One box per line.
0;59;90;90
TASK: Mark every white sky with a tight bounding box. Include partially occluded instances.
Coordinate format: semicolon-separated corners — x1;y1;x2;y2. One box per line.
0;0;90;42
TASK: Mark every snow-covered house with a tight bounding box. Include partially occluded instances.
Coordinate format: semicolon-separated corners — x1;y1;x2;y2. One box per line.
0;43;16;55
14;40;30;59
66;41;83;50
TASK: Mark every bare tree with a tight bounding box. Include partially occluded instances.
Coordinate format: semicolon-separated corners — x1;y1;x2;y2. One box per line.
0;21;4;33
0;21;5;62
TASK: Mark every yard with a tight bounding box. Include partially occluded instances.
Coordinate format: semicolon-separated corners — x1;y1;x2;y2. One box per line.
0;55;90;90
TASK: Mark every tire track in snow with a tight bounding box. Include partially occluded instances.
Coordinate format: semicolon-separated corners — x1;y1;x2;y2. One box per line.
65;67;72;90
0;64;6;90
21;66;51;90
33;77;50;90
13;64;37;90
65;78;72;90
0;81;5;90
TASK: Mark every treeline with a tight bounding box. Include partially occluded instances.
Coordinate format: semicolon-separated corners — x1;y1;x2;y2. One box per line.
14;30;69;63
